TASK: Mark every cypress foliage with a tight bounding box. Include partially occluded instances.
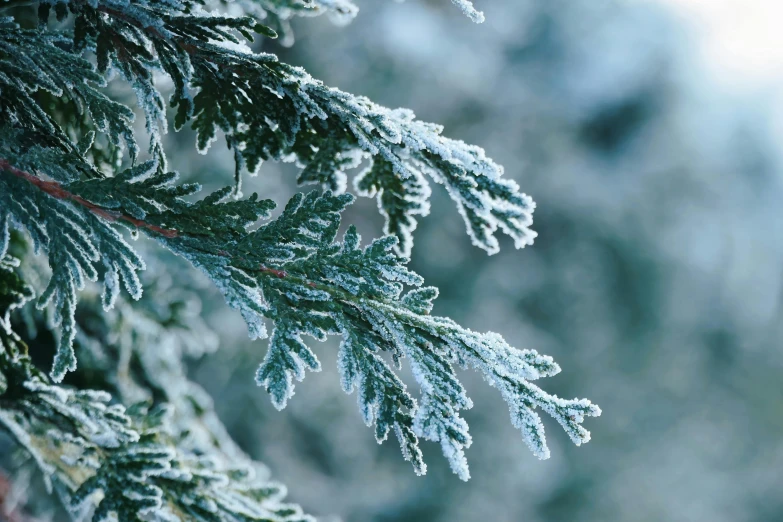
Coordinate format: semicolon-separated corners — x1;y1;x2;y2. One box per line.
0;1;600;518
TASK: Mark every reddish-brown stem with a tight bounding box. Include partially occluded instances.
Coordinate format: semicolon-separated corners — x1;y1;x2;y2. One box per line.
1;161;331;294
258;265;288;279
0;160;178;238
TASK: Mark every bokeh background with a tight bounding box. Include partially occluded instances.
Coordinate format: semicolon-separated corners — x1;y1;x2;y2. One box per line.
176;0;783;520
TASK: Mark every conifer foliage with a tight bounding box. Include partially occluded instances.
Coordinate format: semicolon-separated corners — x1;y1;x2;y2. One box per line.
0;0;600;518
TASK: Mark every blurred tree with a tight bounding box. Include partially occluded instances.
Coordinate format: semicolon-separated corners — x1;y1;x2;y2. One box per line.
239;0;783;520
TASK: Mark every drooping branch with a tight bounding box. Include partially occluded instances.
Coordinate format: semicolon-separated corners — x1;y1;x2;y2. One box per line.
0;1;600;486
32;3;536;255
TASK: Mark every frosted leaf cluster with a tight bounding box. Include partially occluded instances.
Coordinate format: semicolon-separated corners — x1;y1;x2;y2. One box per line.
0;252;313;521
0;140;145;382
1;138;598;477
0;0;600;511
18;2;535;255
355;158;432;258
241;0;483;44
450;0;485;23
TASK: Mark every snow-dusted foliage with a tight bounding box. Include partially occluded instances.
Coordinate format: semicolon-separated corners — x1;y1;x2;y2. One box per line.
450;0;485;23
0;248;313;521
239;0;483;43
0;140;146;383
355;158;431;257
2;154;599;477
0;0;599;517
16;2;536;252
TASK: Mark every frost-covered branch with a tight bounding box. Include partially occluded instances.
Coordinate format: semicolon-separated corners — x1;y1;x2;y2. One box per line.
23;2;534;255
1;0;601;493
1;156;600;479
0;251;313;521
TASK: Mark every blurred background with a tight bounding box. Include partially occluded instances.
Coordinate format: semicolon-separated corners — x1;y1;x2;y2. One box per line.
176;0;783;520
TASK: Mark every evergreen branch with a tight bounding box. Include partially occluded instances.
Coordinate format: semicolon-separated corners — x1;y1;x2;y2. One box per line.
247;0;484;26
237;0;484;31
1;155;599;479
25;2;534;254
355;158;431;258
0;153;148;382
241;0;359;28
59;256;256;468
450;0;485;23
0;256;313;521
227;0;483;45
1;0;602;493
0;362;313;521
0;20;137;169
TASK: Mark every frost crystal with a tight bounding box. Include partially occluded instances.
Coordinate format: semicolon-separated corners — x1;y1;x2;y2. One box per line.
451;0;485;23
